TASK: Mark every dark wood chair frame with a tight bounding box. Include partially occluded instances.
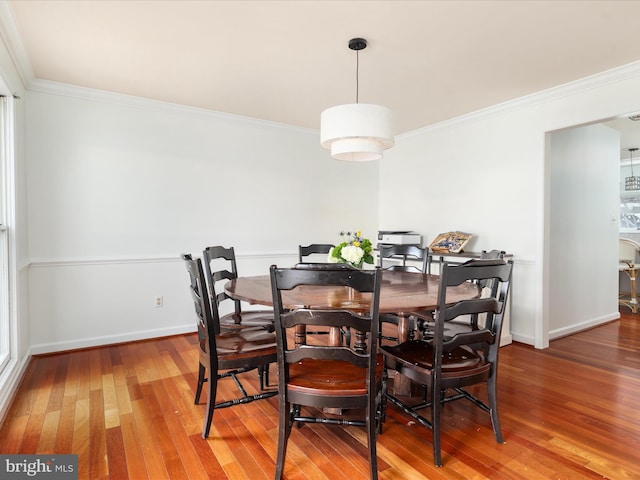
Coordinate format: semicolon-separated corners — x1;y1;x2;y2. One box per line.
298;243;335;263
377;244;430;342
202;245;275;331
182;254;277;438
269;263;385;480
377;244;430;273
382;258;514;466
414;248;507;338
298;244;354;343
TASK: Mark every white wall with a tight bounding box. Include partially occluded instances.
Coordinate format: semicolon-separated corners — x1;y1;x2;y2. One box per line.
380;62;640;348
26;85;380;353
380;109;539;344
19;46;640;358
548;124;620;337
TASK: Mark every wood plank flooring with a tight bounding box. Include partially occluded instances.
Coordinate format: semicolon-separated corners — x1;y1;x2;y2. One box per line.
1;312;639;479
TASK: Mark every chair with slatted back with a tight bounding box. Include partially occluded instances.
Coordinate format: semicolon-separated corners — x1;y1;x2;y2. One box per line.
269;263;384;480
481;249;505;260
182;253;277;438
297;244;342;343
415;248;507;339
377;244;430;343
382;258;513;466
378;244;430;273
619;238;640;313
203;245;274;331
298;243;335;263
202;245;275;389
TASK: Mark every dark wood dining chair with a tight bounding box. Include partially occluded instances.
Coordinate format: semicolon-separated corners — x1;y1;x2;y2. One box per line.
298;243;335;263
377;244;430;273
202;245;274;331
269;263;385;480
377;244;430;343
481;249;506;260
181;254;277;438
414;248;507;339
619;238;640;313
382;258;513;466
296;244;340;343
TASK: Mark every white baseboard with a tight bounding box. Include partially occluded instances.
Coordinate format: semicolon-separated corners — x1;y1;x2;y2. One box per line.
30;324;196;355
0;350;32;427
549;312;620;341
511;332;535;345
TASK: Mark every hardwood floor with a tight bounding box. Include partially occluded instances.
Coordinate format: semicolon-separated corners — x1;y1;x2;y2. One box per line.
1;312;639;479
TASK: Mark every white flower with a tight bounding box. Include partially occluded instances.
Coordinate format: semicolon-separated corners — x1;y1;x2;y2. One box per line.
341;245;364;264
327;248;339;263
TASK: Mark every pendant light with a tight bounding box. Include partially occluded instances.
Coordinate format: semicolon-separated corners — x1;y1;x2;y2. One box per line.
625;148;640;191
320;38;394;161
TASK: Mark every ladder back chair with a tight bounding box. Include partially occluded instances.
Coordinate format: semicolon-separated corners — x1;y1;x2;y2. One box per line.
182;254;277;438
269;263;385;480
415;248;507;339
377;244;430;343
297;244;344;343
298;243;335;263
202;245;274;330
382;258;513;466
619;238;640;313
378;244;430;273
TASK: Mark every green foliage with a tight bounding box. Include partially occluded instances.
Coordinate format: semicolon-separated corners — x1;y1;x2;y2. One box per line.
328;230;373;267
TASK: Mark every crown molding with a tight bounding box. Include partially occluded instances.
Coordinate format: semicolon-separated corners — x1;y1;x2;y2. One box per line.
27;78;318;135
401;60;640;139
0;1;34;88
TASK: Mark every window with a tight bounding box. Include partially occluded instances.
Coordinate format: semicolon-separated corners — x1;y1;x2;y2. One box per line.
0;93;14;374
620;162;640;233
620;195;640;231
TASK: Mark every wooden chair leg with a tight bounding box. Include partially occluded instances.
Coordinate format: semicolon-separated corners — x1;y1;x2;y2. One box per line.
487;375;504;443
378;371;388;433
367;401;379;480
261;363;271;389
195;363;205;404
431;387;443;467
275;400;292;480
202;369;217;439
258;365;266;390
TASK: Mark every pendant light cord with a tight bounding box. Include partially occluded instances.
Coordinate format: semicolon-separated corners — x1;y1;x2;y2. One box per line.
355;49;360;104
348;37;367;104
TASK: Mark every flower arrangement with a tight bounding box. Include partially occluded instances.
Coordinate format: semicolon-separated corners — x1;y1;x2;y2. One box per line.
327;230;374;268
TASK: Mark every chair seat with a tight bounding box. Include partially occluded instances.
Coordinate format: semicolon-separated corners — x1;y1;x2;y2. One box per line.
287;354;384;396
214;328;277;360
382;341;489;378
409;309;433;321
619;263;640;272
380;312;417;327
416;319;478;341
220;310;274;330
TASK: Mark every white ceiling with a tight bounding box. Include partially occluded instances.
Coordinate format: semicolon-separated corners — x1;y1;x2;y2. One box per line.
5;0;640;151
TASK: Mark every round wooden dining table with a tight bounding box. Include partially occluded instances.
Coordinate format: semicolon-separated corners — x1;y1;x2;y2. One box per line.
225;269;480;396
225;269;478;314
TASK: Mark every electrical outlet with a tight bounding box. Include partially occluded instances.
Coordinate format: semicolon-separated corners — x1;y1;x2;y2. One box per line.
154;296;163;308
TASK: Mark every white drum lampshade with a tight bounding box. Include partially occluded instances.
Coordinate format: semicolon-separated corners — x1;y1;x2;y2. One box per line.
321;103;394;161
